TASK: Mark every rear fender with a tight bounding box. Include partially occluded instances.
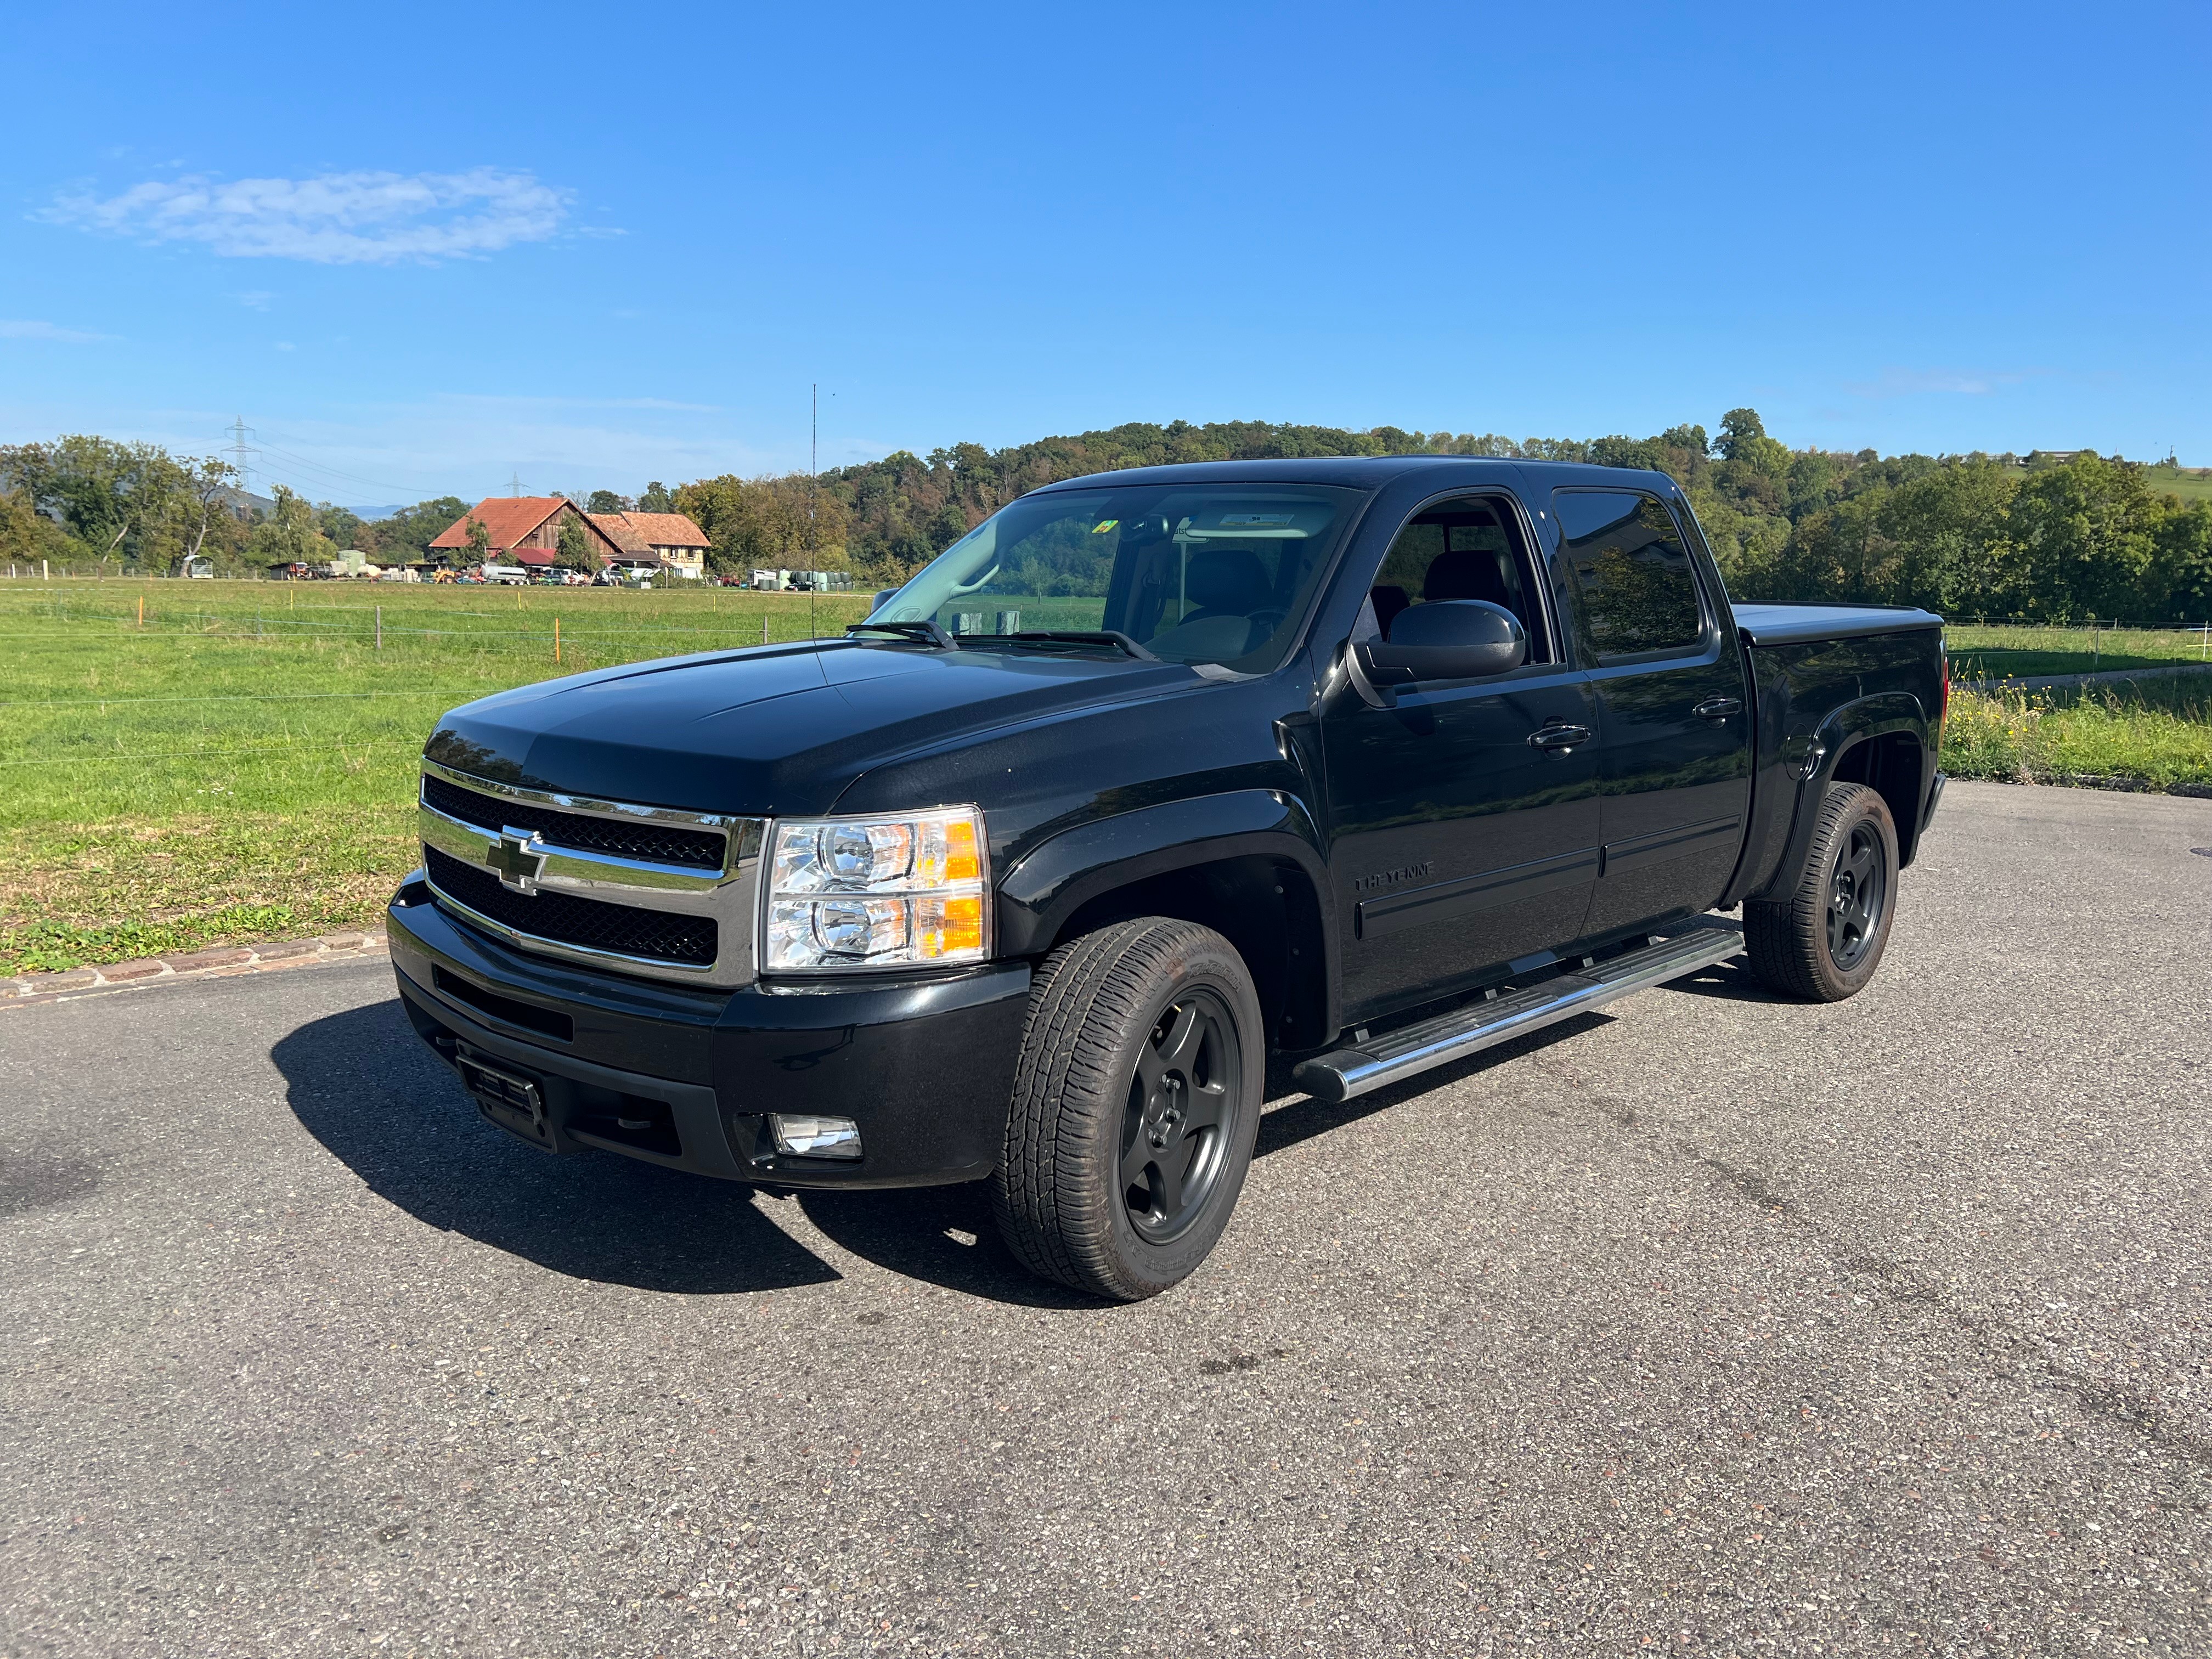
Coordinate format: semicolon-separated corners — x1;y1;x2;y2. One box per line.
1744;693;1929;903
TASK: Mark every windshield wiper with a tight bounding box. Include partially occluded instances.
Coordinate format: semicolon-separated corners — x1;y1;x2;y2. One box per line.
847;619;953;648
1001;630;1159;660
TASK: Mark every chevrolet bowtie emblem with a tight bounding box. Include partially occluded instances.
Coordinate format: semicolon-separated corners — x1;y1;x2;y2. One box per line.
485;827;548;894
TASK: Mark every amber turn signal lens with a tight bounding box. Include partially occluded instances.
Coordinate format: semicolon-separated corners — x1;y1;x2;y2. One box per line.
939;816;981;884
916;894;984;958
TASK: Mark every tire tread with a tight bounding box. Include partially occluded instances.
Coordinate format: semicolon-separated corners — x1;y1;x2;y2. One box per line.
992;918;1249;1299
1745;781;1893;1002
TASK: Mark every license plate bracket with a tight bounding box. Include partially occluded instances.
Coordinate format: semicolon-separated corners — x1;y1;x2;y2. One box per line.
456;1051;558;1152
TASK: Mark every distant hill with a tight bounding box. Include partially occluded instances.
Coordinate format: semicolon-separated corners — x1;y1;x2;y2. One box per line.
215;484;276;518
2145;467;2212;506
213;486;408;522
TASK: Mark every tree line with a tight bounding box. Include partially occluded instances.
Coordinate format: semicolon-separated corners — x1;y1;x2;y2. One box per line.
6;415;2209;622
803;411;2212;623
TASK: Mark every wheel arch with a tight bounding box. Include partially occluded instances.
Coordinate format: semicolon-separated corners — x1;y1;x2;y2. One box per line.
1829;726;1928;865
1747;692;1933;903
995;789;1338;1050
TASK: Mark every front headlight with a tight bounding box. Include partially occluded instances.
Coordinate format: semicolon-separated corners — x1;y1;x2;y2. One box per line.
763;806;989;971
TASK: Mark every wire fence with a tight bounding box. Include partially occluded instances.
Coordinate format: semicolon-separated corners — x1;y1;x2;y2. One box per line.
0;596;856;657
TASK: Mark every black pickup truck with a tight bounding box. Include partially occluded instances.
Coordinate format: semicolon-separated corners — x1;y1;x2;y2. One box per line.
388;457;1946;1299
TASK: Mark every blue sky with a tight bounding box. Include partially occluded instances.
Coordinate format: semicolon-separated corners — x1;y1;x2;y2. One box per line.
4;1;2207;509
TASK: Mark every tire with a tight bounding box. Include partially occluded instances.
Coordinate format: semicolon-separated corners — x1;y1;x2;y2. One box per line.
991;917;1264;1301
1745;781;1899;1002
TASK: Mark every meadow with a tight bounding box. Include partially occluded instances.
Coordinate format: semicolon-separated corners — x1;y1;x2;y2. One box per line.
1944;621;2212;680
0;579;869;973
2;580;2205;973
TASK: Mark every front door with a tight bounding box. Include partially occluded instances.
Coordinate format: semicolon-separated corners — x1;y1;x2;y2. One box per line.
1552;488;1753;937
1320;491;1602;1023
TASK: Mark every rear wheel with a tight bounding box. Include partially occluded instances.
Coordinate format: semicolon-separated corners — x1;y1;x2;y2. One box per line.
991;918;1262;1301
1745;781;1899;1002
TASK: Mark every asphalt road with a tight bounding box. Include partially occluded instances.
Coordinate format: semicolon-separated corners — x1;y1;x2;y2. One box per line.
3;781;2209;1657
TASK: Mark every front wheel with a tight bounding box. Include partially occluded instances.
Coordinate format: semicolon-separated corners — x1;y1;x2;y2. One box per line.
991;918;1263;1301
1745;781;1899;1001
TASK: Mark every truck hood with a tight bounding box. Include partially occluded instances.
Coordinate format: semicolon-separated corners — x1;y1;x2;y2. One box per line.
424;639;1204;816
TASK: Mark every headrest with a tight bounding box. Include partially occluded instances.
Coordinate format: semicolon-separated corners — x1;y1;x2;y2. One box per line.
1186;546;1269;612
1370;584;1410;636
1423;547;1510;606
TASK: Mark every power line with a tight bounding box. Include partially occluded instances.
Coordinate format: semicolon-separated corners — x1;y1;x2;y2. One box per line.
251;438;437;500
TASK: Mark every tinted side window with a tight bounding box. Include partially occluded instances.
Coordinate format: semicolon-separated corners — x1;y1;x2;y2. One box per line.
1367;494;1551;663
1554;490;1704;659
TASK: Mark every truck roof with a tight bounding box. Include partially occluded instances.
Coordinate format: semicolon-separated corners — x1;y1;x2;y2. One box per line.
1026;455;1681;494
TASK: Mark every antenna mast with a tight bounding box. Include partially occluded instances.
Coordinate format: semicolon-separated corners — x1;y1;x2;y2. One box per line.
808;383;819;640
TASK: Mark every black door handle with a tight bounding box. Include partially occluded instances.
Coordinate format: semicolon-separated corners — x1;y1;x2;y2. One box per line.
1693;697;1742;721
1527;723;1593;753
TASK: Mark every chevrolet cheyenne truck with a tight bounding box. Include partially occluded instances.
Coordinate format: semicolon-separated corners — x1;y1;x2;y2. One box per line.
388;457;1947;1300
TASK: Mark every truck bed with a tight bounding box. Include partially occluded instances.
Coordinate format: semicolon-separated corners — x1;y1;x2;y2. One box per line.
1732;601;1943;646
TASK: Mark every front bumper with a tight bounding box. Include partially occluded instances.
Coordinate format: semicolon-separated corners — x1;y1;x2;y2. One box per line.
387;874;1031;1188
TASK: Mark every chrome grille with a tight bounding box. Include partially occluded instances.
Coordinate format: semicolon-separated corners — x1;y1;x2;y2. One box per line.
420;773;727;871
417;760;764;986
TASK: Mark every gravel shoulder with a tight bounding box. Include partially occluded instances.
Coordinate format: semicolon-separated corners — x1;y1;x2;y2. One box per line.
2;780;2208;1656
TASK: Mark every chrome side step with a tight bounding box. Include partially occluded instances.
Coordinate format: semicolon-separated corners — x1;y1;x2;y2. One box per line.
1290;921;1746;1104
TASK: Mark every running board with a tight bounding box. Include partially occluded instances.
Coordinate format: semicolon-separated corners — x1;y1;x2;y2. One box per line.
1291;921;1746;1104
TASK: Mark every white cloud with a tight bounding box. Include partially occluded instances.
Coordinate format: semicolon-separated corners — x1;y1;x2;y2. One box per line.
42;168;572;265
235;290;274;311
0;319;116;343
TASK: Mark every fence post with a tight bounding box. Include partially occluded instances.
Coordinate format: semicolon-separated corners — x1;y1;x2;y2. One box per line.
762;614;769;645
555;618;561;664
375;605;382;651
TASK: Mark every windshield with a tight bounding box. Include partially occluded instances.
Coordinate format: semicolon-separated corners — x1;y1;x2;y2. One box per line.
868;483;1364;673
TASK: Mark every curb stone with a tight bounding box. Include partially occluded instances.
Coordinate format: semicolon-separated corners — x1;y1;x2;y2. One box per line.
1;928;388;1009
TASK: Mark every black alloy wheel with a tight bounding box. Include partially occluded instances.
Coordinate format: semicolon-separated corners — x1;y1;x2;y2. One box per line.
1826;820;1888;971
993;917;1265;1300
1744;781;1901;1002
1120;989;1242;1244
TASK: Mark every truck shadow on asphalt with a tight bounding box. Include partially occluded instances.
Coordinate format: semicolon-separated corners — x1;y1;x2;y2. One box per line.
1651;957;1787;1003
274;997;1660;1310
272;999;1097;1307
1254;1012;1613;1158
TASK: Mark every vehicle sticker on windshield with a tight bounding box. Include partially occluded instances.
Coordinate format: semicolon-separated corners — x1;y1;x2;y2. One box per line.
1091;519;1119;534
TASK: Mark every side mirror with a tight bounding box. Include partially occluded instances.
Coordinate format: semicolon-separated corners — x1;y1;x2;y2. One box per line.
874;588;902;613
1353;600;1526;687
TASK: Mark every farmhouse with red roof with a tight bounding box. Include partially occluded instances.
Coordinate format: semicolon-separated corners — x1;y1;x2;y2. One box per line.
428;497;627;570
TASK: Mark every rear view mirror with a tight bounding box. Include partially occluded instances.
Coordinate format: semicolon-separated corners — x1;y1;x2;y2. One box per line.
1355;599;1526;687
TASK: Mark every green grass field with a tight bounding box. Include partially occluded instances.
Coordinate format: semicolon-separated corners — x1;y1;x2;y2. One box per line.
1942;678;2212;789
2146;467;2212;506
1944;622;2212;680
2;580;2207;974
0;579;870;973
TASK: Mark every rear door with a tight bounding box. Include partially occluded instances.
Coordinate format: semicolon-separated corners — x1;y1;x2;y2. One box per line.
1319;489;1601;1022
1552;488;1752;936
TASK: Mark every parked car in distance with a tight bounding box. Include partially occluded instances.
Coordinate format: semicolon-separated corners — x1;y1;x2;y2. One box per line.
390;456;1948;1301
